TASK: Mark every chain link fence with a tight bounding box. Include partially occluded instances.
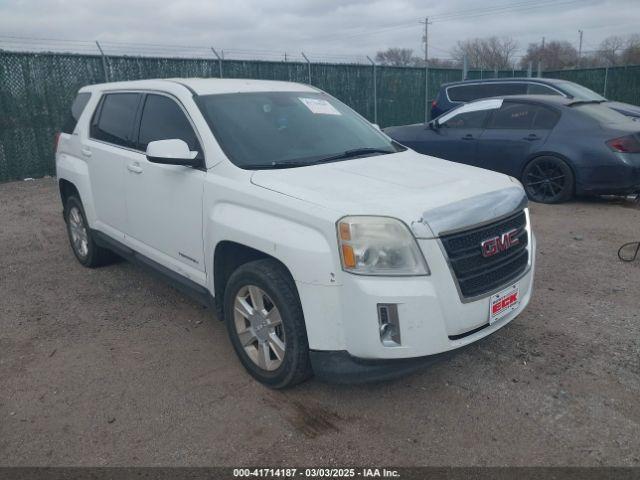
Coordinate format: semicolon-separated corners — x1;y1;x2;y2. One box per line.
1;50;639;182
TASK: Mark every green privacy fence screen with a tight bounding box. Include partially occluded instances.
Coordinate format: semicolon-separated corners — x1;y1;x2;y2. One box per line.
1;50;639;182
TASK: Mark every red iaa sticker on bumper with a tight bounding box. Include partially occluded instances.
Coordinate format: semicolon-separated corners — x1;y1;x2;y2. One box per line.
490;284;520;324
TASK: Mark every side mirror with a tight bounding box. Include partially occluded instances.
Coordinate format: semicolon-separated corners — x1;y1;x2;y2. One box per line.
372;123;381;131
428;119;440;130
146;139;200;167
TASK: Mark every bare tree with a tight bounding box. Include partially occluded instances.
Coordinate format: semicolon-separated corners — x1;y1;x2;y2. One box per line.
451;36;518;70
374;48;457;68
595;36;625;66
374;48;421;67
622;34;640;65
519;40;578;70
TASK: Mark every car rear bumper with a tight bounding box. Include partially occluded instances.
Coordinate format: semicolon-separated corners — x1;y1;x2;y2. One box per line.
577;161;640;195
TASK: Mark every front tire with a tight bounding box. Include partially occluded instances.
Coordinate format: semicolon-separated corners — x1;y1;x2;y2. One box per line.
64;196;115;267
522;156;574;204
224;259;312;388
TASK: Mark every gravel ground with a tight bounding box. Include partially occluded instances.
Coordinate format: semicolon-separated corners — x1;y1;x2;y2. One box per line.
0;178;639;467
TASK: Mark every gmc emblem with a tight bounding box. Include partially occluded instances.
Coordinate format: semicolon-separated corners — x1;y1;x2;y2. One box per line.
481;229;520;258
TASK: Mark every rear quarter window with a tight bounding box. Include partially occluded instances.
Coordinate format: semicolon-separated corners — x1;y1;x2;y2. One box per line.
61;92;91;134
527;83;562;96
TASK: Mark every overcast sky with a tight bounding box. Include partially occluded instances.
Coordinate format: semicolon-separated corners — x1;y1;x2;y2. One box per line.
0;0;639;62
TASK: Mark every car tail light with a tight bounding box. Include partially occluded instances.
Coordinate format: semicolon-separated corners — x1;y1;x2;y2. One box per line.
431;99;437;109
53;132;61;152
606;134;640;153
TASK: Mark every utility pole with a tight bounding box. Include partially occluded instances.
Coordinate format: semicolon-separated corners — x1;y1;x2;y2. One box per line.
366;56;378;125
421;16;431;122
423;16;429;63
211;47;223;78
539;37;545;76
578;29;583;67
95;41;110;82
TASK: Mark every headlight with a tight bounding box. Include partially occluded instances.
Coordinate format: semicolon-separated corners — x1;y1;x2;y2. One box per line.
337;216;429;276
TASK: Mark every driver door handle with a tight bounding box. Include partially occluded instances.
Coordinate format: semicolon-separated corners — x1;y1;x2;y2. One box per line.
523;134;541;141
461;134;474;140
127;162;143;174
81;146;92;157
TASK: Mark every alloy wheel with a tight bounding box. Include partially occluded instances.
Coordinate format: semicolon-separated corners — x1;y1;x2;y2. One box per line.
524;159;569;203
233;285;286;371
68;206;89;259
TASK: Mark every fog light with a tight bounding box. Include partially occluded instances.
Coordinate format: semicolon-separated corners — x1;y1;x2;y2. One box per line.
377;303;401;347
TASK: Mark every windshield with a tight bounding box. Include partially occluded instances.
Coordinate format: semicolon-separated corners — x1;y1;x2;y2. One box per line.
557;82;606;101
197;91;402;169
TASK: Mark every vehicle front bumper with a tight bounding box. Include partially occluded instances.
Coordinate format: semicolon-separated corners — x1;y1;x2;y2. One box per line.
300;234;536;382
310;348;458;384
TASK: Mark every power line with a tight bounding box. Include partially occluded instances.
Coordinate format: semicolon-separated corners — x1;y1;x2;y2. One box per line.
313;0;589;44
431;0;586;22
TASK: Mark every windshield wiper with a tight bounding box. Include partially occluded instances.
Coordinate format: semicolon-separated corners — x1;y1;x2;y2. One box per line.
248;161;304;170
304;147;397;165
248;147;397;170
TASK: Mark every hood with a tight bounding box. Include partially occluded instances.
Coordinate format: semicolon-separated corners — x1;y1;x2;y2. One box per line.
606;101;640;119
251;150;525;237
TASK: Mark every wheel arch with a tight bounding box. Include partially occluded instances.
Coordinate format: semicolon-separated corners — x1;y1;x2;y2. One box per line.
213;241;298;320
204;203;344;350
56;153;97;226
59;178;80;208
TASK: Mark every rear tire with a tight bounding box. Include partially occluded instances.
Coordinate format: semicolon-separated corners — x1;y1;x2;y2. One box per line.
224;258;312;389
64;196;115;267
522;156;574;204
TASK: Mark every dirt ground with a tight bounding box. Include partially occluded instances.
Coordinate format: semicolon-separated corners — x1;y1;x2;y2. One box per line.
0;177;638;467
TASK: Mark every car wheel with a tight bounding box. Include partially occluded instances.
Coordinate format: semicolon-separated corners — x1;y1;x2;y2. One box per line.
64;196;115;267
224;258;312;388
522;156;574;204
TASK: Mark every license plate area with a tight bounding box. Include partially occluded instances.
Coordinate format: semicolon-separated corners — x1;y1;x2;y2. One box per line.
489;284;520;324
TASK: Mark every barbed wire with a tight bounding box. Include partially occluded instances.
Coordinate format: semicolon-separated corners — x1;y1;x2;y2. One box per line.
0;35;374;64
0;33;634;68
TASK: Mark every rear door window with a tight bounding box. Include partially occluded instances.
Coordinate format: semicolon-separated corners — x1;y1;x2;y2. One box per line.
488;102;539;129
90;93;141;147
490;83;527;96
61;92;91;134
137;94;201;152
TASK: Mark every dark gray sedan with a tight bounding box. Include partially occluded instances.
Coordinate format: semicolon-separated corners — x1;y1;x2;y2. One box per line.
384;95;640;203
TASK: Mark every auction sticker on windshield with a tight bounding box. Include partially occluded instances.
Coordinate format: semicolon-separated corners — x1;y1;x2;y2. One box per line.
299;97;341;115
489;284;520;324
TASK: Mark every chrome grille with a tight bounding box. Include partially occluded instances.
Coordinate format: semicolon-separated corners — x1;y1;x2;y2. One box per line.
440;211;529;299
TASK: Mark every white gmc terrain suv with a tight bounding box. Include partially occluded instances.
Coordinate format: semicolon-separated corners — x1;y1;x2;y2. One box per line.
55;78;536;388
